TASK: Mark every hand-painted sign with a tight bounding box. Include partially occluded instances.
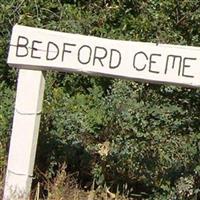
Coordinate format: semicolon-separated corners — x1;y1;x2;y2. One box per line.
8;24;200;87
4;24;200;200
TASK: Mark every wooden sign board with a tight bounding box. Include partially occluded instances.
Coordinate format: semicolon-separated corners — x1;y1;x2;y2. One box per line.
3;24;200;199
8;25;200;87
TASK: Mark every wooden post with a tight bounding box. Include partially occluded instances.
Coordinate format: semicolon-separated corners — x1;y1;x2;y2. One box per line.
3;69;45;200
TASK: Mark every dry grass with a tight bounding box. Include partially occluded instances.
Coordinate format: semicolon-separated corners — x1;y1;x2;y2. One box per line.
0;168;5;199
33;164;129;200
0;165;129;200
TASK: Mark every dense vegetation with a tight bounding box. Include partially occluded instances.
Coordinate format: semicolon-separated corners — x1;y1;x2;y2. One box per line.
1;0;200;199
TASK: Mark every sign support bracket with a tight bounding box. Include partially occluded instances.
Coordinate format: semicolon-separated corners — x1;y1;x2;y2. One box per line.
3;69;45;200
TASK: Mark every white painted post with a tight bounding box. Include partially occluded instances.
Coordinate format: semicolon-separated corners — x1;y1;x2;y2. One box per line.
3;69;45;200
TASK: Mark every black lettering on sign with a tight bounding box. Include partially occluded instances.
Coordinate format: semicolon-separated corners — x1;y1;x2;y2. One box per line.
31;40;42;59
133;51;148;71
16;36;29;57
149;53;161;74
62;43;76;61
165;55;182;75
78;45;92;64
182;57;195;78
46;41;59;61
109;49;121;69
93;46;107;67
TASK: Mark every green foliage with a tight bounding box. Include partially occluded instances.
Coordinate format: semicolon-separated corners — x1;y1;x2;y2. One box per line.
1;0;200;199
0;81;15;167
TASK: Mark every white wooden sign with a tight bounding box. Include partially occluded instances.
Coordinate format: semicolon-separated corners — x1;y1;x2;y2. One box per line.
4;24;200;200
8;25;200;87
